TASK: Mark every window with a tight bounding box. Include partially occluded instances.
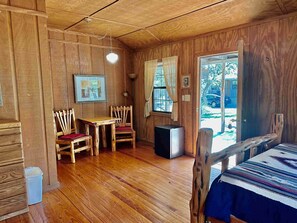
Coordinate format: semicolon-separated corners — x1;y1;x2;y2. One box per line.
153;63;173;113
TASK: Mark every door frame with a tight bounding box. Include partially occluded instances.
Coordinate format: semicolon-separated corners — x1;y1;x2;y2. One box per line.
195;48;243;151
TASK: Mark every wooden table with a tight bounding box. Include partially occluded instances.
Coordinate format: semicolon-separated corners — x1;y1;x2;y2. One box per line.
78;116;120;155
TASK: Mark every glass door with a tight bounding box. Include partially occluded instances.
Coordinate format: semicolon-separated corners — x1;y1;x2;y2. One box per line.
199;52;239;167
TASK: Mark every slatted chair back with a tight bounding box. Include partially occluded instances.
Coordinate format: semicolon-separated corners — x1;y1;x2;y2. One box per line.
53;108;93;163
53;108;77;137
110;105;136;148
110;105;133;128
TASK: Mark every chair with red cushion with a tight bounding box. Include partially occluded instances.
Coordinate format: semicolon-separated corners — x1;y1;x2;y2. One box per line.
110;105;136;148
53;108;93;163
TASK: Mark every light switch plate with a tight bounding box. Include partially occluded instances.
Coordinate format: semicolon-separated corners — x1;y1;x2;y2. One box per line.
184;94;191;102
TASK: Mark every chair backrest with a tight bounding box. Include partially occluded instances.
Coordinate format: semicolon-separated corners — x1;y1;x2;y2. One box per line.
53;108;77;137
110;105;133;128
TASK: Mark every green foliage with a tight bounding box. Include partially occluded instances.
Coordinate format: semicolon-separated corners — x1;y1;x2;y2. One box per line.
200;60;238;110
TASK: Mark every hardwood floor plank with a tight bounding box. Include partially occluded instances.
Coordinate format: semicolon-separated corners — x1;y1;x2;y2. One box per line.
42;190;91;223
91;150;192;215
75;159;188;223
28;203;47;223
0;144;194;223
58;164;147;223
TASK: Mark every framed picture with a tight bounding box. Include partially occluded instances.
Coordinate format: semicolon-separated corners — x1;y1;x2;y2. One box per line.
74;74;107;103
182;75;190;88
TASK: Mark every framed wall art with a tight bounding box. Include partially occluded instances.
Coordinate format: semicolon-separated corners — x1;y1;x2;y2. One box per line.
182;75;190;88
74;74;107;103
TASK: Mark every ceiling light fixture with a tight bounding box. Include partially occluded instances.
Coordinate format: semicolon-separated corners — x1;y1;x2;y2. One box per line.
106;35;119;64
84;17;92;23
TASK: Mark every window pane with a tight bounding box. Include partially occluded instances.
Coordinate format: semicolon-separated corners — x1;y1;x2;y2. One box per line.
153;63;173;113
153;89;160;99
154;64;166;87
153;88;172;112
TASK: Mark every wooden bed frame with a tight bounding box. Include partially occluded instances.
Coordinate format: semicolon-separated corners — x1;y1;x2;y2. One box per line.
189;113;284;223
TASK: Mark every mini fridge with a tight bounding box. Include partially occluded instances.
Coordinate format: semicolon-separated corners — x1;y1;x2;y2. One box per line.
154;125;184;159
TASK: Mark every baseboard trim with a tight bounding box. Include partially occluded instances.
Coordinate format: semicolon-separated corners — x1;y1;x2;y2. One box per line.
43;181;60;192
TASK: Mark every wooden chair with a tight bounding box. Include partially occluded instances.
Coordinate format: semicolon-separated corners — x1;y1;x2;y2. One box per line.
53;108;93;163
110;105;136;148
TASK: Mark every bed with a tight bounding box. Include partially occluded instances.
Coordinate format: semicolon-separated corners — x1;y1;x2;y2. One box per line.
189;113;296;223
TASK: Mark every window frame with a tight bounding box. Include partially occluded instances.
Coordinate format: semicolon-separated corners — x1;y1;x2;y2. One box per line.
152;63;173;113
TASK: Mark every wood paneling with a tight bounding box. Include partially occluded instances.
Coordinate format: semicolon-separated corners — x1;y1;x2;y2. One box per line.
278;15;297;142
0;11;18;120
92;0;221;27
49;32;69;110
133;13;297;155
46;0;114;15
71;19;138;37
48;30;132;122
45;0;297;49
46;7;84;30
0;1;58;191
147;0;282;44
243;21;280;139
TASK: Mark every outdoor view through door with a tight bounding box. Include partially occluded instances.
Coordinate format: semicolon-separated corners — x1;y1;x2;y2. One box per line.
199;52;239;167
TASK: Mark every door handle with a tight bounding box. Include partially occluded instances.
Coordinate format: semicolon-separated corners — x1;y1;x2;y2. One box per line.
227;119;246;129
229;119;246;123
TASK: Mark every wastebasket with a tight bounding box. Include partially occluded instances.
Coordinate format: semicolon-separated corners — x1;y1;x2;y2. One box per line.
25;167;43;205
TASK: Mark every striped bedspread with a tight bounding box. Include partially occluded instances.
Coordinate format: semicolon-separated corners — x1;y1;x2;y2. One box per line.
220;143;297;209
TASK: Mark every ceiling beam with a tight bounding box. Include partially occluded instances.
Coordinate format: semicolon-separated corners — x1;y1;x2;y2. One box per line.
48;38;124;50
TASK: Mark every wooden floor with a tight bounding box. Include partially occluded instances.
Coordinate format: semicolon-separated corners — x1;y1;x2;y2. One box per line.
1;142;194;223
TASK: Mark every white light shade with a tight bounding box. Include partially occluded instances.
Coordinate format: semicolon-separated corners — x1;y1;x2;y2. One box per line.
106;52;119;64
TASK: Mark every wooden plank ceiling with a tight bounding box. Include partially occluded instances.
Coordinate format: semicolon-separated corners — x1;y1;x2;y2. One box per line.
46;0;297;49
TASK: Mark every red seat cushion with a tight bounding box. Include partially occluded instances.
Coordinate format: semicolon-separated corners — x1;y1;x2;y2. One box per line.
116;126;133;132
59;133;86;141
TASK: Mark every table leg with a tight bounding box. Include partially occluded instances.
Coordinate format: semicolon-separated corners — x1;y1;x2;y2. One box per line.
94;126;100;155
111;123;116;152
85;124;90;135
101;125;107;148
85;124;91;155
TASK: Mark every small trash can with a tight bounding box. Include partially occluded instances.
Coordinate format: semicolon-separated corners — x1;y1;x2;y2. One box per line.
25;167;43;205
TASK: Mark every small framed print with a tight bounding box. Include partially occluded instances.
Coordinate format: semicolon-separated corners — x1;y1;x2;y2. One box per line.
182;75;190;88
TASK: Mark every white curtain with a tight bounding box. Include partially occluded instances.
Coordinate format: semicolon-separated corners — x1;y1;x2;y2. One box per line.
144;59;158;118
162;56;178;121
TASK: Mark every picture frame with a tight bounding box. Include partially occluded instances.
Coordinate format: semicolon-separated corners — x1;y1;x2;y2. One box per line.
73;74;107;103
182;75;190;88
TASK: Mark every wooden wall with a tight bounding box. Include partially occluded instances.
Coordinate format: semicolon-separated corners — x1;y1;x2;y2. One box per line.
0;0;58;191
133;13;297;155
48;30;133;119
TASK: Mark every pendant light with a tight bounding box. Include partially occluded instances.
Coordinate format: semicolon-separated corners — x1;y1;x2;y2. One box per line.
106;34;118;64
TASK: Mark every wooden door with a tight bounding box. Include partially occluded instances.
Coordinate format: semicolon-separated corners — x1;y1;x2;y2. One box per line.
236;40;244;141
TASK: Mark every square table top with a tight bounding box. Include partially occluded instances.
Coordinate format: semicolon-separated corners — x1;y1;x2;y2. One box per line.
78;116;120;126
